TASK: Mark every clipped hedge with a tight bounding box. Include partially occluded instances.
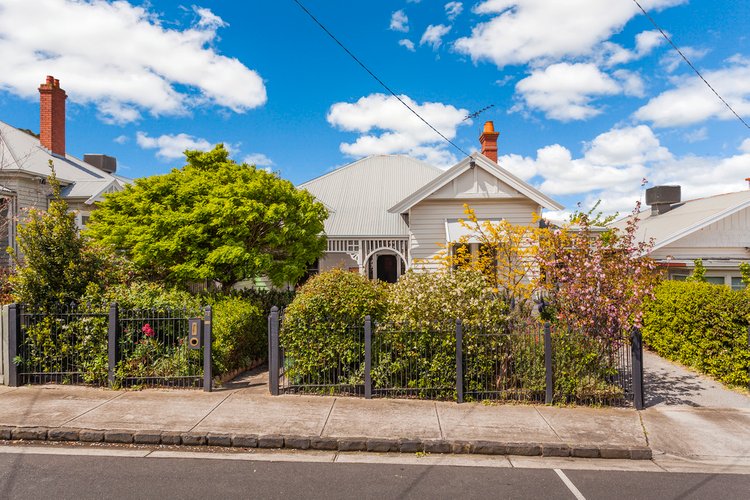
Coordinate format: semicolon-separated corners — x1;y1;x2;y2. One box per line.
209;296;266;375
280;269;389;390
643;280;750;387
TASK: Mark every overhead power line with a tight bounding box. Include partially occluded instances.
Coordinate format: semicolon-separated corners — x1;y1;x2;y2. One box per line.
631;0;750;131
291;0;471;157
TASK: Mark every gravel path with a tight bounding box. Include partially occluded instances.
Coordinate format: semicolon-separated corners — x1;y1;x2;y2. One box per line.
643;350;750;408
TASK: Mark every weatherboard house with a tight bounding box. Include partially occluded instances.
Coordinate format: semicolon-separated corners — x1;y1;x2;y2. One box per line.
611;184;750;290
299;122;563;283
0;76;127;268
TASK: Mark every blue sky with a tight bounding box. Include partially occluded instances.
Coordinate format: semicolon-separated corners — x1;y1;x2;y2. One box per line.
0;0;749;216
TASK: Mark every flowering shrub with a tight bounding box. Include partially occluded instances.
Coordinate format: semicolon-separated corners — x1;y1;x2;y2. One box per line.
435;204;544;318
538;202;661;341
386;269;506;326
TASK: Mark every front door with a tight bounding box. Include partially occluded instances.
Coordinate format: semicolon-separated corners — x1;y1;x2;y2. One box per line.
376;254;398;283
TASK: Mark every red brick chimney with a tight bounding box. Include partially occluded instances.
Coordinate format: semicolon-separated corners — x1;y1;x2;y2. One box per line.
38;75;67;156
479;120;499;163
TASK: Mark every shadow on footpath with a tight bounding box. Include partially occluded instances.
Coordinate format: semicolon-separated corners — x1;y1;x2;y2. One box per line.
644;369;703;407
217;364;269;393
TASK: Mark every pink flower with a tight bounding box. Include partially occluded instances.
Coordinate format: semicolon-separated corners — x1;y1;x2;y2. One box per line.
142;323;155;337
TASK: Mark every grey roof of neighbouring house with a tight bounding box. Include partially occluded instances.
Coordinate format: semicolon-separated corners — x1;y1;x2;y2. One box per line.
610;189;750;251
0;119;125;202
298;155;443;237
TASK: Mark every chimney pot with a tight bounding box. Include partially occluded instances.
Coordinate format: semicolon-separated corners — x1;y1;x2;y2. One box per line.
479;120;500;163
38;75;67;157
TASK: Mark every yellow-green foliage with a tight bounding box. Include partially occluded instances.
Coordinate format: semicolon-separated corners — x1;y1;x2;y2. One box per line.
386;269;506;326
643;280;750;387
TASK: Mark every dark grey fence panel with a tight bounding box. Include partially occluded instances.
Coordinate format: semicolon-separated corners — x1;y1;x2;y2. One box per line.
115;306;205;389
462;321;546;404
271;312;637;407
9;303;210;390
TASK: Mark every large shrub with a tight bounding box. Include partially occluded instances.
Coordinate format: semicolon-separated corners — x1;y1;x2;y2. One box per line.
386;269;506;326
209;296;266;375
280;269;388;390
643;280;750;387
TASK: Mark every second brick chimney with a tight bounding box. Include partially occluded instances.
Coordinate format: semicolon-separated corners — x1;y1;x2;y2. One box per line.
39;75;67;157
479;121;499;163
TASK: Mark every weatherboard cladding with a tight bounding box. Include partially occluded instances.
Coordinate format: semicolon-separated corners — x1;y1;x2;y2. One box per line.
409;199;540;271
298;155;442;237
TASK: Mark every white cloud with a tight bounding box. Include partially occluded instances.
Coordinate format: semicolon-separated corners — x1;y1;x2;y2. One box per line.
683;127;708;143
598;30;665;67
389;10;409;32
445;2;463;21
454;0;685;68
612;69;645;97
635;61;750;127
514;63;622;121
113;135;129;145
327;93;469;168
660;46;708;73
242;153;273;167
500;124;750;214
399;39;416;52
0;0;266;124
420;24;452;50
136;132;213;160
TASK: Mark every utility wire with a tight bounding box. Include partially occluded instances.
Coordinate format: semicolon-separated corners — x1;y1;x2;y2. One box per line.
631;0;750;130
291;0;471;157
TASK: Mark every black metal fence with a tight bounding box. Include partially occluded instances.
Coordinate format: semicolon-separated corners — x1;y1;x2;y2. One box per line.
4;303;213;391
268;307;644;408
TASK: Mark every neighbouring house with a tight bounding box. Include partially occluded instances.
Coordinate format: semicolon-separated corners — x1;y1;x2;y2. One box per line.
611;184;750;290
299;121;563;283
0;76;128;268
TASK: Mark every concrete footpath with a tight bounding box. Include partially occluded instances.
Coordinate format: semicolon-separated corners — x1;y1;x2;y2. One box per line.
0;382;749;472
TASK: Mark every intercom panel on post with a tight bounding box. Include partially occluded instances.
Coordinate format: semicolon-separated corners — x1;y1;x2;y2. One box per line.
188;318;203;350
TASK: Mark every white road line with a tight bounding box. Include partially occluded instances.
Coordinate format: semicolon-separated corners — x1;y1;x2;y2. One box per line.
554;469;586;500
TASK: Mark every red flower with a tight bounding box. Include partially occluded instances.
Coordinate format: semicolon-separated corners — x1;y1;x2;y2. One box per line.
142;323;155;337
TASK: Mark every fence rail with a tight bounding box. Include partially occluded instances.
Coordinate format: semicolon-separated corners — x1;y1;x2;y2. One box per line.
2;303;212;391
268;307;643;407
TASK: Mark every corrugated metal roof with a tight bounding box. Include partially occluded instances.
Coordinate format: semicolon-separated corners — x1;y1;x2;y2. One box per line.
299;155;442;236
0;119;125;199
610;190;750;250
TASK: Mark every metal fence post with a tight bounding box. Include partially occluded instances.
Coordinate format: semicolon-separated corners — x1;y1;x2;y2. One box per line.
631;327;644;410
544;322;553;404
6;304;19;387
456;319;464;403
203;306;212;392
269;306;280;396
107;303;119;387
364;316;372;399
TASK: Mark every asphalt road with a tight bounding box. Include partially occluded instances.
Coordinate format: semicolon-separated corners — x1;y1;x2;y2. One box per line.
1;450;749;500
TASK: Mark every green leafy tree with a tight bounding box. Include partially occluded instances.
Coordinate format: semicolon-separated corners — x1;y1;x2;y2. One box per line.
8;162;111;309
87;145;328;290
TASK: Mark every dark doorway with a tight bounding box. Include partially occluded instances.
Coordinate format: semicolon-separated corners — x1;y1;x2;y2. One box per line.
377;254;398;283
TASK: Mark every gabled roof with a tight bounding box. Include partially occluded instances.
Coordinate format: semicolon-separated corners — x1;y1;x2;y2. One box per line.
299;155;442;236
0;119;126;199
610;190;750;252
388;152;564;214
